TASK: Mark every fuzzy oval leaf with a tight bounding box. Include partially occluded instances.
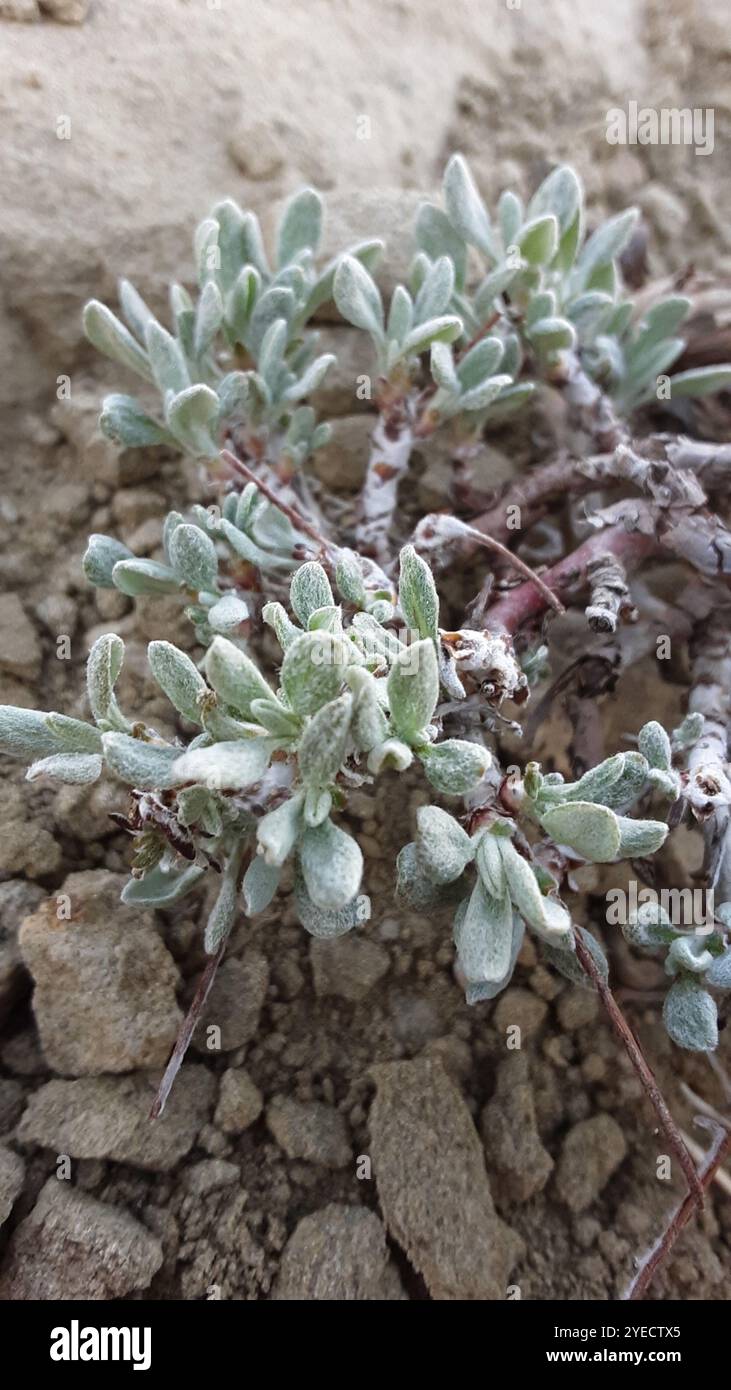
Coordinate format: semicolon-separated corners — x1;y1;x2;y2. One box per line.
83;534;134;589
333;255;384;339
83;300;154;382
204;636;275;718
171;738;272;790
298;693;352;788
242;855;281;915
290;562;334;627
102;732;178;789
541;800;621;862
281;631;357;715
420;738;491;796
398;545;439;642
388;639;439;741
663;976;718;1052
168;523;219;592
256;792;305;867
415;804;474;884
148;641;208;724
121;862;206;906
300;818;364;911
454;878;514;984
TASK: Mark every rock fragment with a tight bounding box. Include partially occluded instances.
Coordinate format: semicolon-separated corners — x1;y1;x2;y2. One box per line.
369;1057;521;1299
273;1203;405;1300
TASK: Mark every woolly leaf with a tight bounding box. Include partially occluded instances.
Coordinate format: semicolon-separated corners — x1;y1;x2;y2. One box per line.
300;818;363;911
420;739;491;796
298;692;352;788
83;534;134;589
121;862;206;906
207;593;249;635
204;636;275;718
277;188;323;267
443;154;495;259
102;732;178;789
112;558;179;597
415;804;474;884
518;214;559;266
257;792;305;867
294;868;368;938
706;949;731;990
398;545;439;643
540;800;621;862
86;632;128;730
99;394;171;449
168;523;219;591
333;255;384;339
663;976;718;1052
335;549;367;608
290;562;334;627
668;366;731;398
83;300;154;382
171;738;272;790
615;815;668;858
542;927;609;991
455;878;514;984
242;855;281;915
388;639;439;741
281;631;358;715
476;831;506;898
26;753;102;785
148;641;208;724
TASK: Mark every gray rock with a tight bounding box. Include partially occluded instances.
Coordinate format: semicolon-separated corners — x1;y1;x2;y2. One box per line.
17;1067;216;1171
0;1079;26;1134
183;1159;240;1195
39;0;90;22
480;1053;554;1202
0;593;41;680
19;870;182;1075
309;327;374;418
192;951;268;1055
369;1057;521;1299
266;1095;351;1169
310;934;390;1003
0;817;62;880
0;1;39;21
312;414;373;490
0;1144;24;1226
0;1178;163;1299
214;1068;263;1134
273;1203;405;1300
0;880;44;1023
554;1114;628;1213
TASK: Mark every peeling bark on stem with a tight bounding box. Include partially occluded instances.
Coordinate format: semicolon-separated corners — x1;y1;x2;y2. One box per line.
356;410;414;563
485;525;655;635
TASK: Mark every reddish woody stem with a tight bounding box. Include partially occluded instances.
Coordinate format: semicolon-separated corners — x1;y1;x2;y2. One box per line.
573;929;705;1211
485;525;656;634
625;1121;731;1300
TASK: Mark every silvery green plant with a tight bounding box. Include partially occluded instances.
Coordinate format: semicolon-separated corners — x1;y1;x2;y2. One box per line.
418;155;731;408
1;537;706;1058
3;155;730;1111
83;188;382;498
621;900;731;1053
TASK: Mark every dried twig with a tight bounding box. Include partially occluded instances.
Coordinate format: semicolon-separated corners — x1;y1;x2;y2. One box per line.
573;928;705;1210
625;1120;731;1301
150;942;226;1119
